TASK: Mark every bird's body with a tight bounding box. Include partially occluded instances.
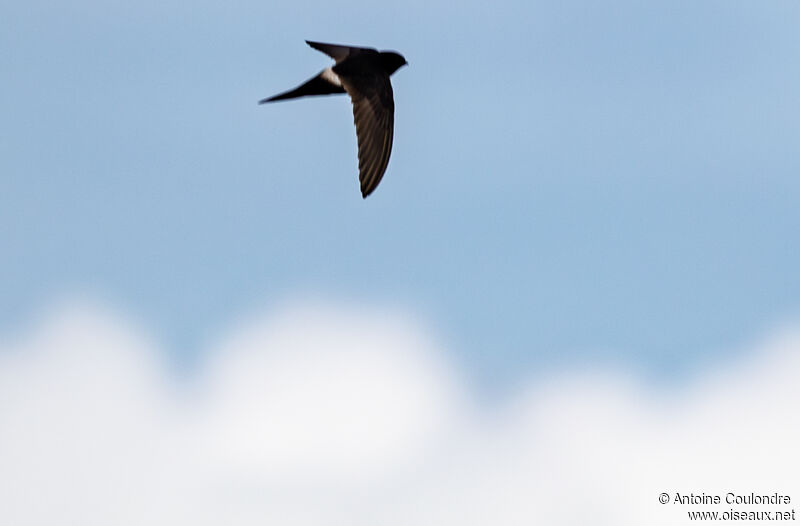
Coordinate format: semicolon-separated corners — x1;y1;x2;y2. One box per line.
259;40;407;198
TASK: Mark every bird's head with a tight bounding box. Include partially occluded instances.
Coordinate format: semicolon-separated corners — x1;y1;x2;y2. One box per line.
380;51;408;75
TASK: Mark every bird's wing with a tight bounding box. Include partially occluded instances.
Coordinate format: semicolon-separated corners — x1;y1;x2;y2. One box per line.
305;40;375;63
338;72;395;198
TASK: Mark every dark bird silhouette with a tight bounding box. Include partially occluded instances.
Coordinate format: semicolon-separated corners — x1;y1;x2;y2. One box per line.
259;40;408;198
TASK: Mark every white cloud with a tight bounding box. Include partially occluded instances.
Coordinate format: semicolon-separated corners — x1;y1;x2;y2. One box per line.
0;299;798;525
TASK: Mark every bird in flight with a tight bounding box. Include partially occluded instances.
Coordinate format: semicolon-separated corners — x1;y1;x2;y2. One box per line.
259;40;407;198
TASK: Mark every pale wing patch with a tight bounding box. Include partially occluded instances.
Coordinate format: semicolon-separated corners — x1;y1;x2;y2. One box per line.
321;67;342;87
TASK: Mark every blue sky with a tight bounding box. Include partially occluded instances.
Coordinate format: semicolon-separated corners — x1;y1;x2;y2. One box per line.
1;2;799;524
2;0;799;391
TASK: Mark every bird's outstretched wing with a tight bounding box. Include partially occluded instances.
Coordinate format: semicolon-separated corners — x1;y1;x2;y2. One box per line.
258;70;345;103
338;71;395;198
305;40;375;63
298;40;397;197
